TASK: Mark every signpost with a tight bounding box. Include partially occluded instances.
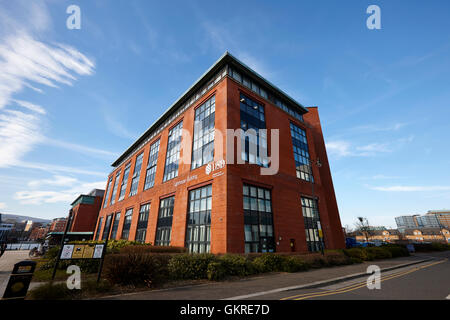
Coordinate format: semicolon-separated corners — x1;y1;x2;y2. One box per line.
52;209;111;284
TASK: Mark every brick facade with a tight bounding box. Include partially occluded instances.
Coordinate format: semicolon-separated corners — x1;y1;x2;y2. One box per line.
94;53;345;254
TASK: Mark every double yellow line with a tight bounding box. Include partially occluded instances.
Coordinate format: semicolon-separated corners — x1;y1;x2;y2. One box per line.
281;259;447;300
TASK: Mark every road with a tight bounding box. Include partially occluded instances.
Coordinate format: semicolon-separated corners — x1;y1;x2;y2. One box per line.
256;251;450;300
0;250;30;296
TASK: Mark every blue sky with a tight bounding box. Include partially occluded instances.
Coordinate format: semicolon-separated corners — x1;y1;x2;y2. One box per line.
0;0;449;229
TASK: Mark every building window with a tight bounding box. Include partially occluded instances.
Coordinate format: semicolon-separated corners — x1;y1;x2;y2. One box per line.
102;214;112;240
163;121;183;182
110;212;121;240
155;196;174;246
121;208;133;240
129;153;144;197
144;140;160;190
240;94;268;167
103;177;113;208
290;123;313;182
192;95;215;169
186;185;212;253
301;197;323;252
95;217;103;240
243;184;275;253
110;170;121;205
135;203;150;243
118;163;131;201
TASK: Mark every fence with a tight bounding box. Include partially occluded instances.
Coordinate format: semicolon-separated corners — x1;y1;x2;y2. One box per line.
5;243;40;251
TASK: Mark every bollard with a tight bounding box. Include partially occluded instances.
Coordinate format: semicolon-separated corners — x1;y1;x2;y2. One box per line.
2;260;37;300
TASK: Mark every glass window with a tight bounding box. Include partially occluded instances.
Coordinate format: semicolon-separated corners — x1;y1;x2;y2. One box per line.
192;95;215;169
118;163;131;201
135;203;150;243
144;140;160;190
301;197;323;252
243;184;275;253
102;214;112;240
110;212;121;240
155;196;174;246
103;177;113;208
95;217;103;241
121;208;133;240
163;121;183;181
129;153;144;197
290;123;313;182
186;185;212;253
240;93;268;167
110;169;121;205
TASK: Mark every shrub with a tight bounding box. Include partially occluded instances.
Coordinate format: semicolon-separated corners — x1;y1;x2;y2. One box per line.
383;245;410;258
252;253;287;273
207;261;227;281
343;248;369;261
44;246;61;260
168;253;217;280
366;247;392;260
325;252;353;266
119;245;187;254
28;283;79;300
219;254;256;277
103;253;171;287
282;256;310;273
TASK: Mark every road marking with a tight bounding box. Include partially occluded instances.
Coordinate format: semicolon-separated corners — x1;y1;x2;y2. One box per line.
281;259;447;300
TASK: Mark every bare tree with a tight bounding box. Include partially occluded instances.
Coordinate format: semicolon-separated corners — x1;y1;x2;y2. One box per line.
354;217;374;243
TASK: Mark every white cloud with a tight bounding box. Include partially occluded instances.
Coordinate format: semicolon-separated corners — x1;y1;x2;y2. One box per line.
326;136;412;158
325;140;352;157
370;185;450;192
43;138;118;158
12;99;46;114
15;179;106;205
27;175;78;188
0;202;6;210
0;109;43;167
15;161;107;178
0;4;95;168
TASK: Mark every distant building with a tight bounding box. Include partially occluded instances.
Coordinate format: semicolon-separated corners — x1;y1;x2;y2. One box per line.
426;210;450;229
395;215;419;231
67;189;104;233
29;225;49;241
348;227;400;243
416;215;440;228
0;214;14;241
48;218;67;233
402;228;449;243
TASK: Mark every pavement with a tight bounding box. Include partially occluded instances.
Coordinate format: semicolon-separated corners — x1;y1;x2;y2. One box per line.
275;251;450;300
0;250;31;296
100;252;445;300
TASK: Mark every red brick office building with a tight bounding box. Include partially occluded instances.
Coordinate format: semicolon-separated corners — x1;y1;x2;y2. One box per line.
94;52;345;254
68;189;104;233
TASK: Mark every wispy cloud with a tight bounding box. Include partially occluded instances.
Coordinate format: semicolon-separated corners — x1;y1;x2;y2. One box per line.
325;140;391;158
15;161;107;178
15;178;106;205
326;135;414;159
370;185;450;192
27;175;78;188
0;202;6;210
43;138;118;159
0;3;95;168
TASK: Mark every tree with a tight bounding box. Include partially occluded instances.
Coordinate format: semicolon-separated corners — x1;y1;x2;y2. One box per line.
354;217;374;243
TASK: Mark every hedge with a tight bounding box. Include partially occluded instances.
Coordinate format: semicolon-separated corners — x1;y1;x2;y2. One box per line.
103;253;171;287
